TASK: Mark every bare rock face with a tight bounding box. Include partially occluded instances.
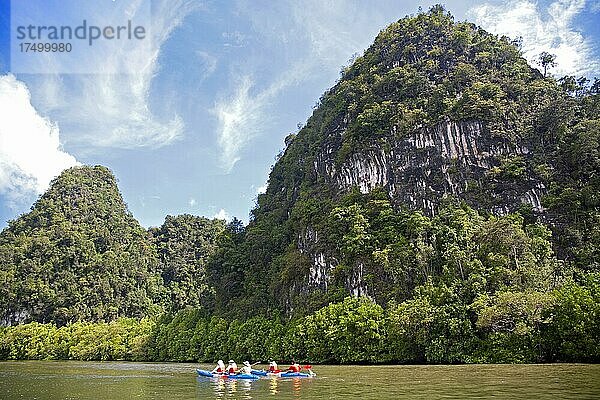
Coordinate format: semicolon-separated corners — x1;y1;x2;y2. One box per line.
297;227;332;291
314;119;545;216
297;226;372;302
296;119;546;299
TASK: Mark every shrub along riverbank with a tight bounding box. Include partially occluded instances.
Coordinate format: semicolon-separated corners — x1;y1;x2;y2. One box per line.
1;274;598;364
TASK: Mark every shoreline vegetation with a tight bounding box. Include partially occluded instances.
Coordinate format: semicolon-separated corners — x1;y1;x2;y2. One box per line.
1;282;598;364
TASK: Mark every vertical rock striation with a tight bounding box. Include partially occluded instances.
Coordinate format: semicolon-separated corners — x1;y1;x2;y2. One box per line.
313;119;544;216
301;119;546;297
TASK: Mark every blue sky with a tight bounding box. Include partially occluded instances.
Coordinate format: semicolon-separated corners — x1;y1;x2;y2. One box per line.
0;0;599;228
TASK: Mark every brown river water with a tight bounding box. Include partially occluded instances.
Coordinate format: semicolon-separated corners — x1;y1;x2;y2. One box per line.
1;361;599;399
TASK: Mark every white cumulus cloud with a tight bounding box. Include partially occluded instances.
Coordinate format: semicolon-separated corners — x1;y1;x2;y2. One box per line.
0;74;79;205
32;0;199;149
469;0;600;77
212;208;231;221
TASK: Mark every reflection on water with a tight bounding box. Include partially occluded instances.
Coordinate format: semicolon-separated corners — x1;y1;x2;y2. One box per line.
205;373;313;398
212;378;226;398
292;377;302;397
208;376;254;399
1;361;599;400
205;374;314;399
269;377;279;395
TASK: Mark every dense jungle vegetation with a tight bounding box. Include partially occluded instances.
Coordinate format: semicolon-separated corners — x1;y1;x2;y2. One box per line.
1;6;598;363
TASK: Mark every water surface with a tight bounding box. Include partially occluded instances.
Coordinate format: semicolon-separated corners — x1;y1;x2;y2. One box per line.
1;361;599;399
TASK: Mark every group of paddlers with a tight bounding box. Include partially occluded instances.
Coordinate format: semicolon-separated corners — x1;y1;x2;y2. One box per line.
211;360;304;375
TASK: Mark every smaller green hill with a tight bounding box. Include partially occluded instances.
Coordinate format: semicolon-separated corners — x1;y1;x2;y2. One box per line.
0;166;161;325
0;166;225;326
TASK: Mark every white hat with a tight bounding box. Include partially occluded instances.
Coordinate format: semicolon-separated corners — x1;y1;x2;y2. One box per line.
243;361;251;367
228;360;234;364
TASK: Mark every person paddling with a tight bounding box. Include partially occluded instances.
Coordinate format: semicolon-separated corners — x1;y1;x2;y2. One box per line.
268;360;279;373
287;361;301;373
211;360;225;374
227;360;238;374
239;361;252;375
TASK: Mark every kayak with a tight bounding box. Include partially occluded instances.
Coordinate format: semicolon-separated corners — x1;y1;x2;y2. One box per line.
196;369;224;378
196;369;259;380
279;372;315;378
250;369;315;378
226;373;259;380
251;369;268;376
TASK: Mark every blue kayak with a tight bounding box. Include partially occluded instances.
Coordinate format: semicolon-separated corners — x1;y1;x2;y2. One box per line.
250;369;268;376
196;369;223;378
279;372;314;378
250;369;315;378
196;369;259;380
227;373;259;380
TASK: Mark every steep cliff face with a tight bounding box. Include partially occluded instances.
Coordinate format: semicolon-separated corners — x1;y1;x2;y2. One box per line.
314;119;545;216
291;115;550;304
219;7;592;316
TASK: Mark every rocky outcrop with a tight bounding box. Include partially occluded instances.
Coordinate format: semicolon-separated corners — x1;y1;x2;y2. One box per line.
297;227;334;291
299;120;547;298
297;226;372;299
314;119;544;216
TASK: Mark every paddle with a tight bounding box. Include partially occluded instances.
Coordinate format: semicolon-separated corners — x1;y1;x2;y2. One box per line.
302;365;316;377
248;361;264;374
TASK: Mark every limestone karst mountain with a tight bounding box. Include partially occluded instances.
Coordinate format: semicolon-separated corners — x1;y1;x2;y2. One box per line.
209;6;599;315
0;166;223;324
1;7;598;328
